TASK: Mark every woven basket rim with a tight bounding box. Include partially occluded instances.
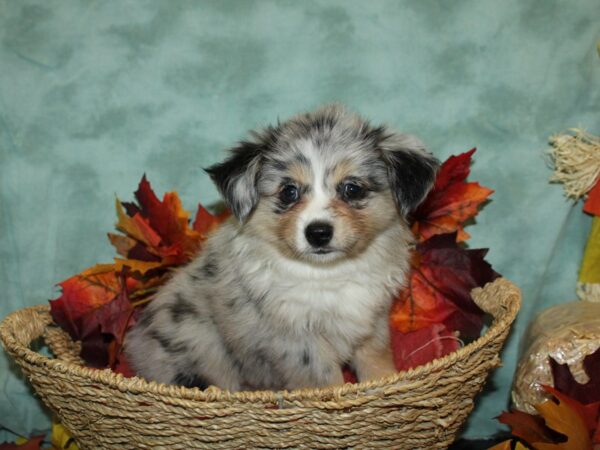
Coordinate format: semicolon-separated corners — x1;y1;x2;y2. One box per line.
0;277;520;405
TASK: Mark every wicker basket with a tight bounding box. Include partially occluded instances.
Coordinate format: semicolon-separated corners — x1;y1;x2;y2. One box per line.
0;278;519;449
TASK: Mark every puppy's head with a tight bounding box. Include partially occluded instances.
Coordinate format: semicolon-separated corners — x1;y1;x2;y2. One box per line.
206;105;439;263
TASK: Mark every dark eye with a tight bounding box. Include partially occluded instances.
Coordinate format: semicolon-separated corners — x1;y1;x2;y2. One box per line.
279;184;300;204
342;183;366;201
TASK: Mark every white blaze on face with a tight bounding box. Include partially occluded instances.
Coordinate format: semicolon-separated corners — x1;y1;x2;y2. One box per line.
295;140;334;251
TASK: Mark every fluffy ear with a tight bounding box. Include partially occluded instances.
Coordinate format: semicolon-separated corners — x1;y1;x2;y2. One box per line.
379;133;440;216
204;140;264;222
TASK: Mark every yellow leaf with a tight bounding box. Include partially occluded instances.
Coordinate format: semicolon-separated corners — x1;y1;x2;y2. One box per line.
580;216;600;284
533;397;592;450
51;421;79;449
487;441;533;450
488;440;514;450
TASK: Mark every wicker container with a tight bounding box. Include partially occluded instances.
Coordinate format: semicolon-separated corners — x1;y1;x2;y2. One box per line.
0;278;520;449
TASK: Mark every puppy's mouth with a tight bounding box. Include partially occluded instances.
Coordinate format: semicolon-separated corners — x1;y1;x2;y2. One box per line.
312;248;333;255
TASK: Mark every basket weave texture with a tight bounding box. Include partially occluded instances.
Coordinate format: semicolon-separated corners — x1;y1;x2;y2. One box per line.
0;278;520;450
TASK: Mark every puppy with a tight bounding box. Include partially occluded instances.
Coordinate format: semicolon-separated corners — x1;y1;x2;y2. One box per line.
125;105;439;391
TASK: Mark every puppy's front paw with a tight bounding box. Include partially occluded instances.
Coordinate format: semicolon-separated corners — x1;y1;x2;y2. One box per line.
354;344;397;382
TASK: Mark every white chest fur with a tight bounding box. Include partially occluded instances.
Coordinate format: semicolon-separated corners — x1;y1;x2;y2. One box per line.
229;223;410;357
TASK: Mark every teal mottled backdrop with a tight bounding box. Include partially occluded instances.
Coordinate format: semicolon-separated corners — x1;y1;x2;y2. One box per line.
1;0;599;442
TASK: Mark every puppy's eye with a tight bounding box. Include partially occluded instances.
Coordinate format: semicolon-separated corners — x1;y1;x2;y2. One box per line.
279;184;300;204
342;183;366;201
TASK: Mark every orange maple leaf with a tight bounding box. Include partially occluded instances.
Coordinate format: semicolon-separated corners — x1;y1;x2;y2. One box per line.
499;388;596;450
497;409;558;445
51;271;122;326
412;149;494;242
533;395;592;450
543;386;600;437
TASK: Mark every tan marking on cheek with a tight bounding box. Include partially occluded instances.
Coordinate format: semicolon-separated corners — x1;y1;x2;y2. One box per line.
246;198;307;258
274;199;309;256
330;199;374;242
329;193;402;256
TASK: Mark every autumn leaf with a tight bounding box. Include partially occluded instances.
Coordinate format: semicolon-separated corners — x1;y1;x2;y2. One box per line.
51;421;78;450
543;386;600;437
342;365;357;384
533;395;592;450
498;386;600;450
498;395;593;450
488;441;513;450
390;323;460;371
583;179;600;216
193;204;230;237
390;233;499;339
550;347;600;405
132;176;203;261
0;436;45;450
49;271;124;341
50;176;228;370
115;199;162;249
497;409;558;445
488;441;531;450
412;149;494;242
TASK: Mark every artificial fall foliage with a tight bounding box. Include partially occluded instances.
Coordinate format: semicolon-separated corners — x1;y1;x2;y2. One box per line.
50;175;229;372
0;422;79;450
391;149;498;371
49;149;496;377
584;180;600;216
0;436;44;450
412;148;494;242
497;347;600;450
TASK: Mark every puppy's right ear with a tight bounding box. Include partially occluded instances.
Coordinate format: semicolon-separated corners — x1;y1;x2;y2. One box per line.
205;140;264;222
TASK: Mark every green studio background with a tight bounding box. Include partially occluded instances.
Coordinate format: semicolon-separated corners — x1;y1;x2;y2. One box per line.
1;0;599;441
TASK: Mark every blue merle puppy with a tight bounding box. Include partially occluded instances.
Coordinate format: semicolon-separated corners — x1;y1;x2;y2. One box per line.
125;105;439;391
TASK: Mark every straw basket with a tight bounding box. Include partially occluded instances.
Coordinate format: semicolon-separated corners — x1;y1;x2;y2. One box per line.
0;278;519;449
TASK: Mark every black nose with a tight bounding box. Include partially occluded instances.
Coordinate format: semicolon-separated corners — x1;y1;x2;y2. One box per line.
305;222;334;248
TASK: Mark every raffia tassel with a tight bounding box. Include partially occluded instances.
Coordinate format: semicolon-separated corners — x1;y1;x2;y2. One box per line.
576;282;600;303
549;129;600;200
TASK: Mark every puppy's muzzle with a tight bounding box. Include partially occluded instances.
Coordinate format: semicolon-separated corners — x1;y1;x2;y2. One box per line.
305;222;334;248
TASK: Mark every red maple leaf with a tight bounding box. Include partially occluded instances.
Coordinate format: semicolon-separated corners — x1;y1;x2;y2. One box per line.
193;204;230;237
584;179;600;216
390;323;461;371
390;233;499;340
412;149;494;242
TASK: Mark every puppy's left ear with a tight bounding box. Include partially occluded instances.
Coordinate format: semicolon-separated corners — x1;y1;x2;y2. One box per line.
204;140;265;222
379;133;440;216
